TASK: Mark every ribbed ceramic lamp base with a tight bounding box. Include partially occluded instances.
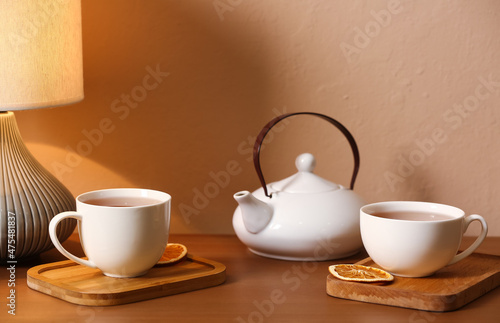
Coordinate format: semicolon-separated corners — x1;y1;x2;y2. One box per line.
0;112;76;261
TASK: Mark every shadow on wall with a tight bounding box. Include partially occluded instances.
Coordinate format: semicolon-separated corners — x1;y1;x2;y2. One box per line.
15;0;274;233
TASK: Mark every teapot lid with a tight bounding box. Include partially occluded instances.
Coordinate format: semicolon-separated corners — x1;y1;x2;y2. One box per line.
270;153;340;193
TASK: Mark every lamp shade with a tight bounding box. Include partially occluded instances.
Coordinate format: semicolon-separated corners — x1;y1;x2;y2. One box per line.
0;0;83;110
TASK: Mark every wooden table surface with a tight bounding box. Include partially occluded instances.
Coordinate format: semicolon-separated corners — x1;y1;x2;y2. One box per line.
1;234;499;322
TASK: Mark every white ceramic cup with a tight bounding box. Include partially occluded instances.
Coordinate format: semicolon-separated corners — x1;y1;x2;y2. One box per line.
49;188;171;278
360;201;488;277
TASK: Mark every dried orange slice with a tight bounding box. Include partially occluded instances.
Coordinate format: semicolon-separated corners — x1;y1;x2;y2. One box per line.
329;264;394;283
157;243;188;265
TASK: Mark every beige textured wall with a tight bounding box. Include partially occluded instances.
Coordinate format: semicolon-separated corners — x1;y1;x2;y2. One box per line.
16;0;500;236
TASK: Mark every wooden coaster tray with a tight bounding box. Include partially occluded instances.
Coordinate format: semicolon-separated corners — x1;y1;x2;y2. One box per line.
27;255;226;306
327;253;500;312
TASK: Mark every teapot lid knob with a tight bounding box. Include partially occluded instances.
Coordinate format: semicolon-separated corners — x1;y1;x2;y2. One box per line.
272;152;339;192
296;153;316;172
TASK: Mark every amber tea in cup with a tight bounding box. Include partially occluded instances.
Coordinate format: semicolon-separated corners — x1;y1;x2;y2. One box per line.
84;196;163;207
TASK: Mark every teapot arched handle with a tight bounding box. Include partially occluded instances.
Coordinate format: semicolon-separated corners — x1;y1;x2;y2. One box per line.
253;112;360;198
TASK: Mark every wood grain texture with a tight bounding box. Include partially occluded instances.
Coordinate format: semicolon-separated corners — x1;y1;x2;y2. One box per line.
27;255;226;306
6;234;500;322
326;253;500;312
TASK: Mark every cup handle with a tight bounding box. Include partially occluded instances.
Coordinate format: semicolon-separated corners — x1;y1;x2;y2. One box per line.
448;214;488;265
49;212;97;269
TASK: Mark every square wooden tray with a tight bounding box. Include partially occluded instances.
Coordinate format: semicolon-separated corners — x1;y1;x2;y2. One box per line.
327;253;500;312
27;255;226;306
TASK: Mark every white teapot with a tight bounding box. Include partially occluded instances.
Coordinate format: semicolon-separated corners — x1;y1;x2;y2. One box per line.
232;112;366;261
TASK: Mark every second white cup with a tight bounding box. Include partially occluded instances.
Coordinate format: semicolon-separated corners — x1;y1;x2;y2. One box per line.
360;201;488;277
49;188;171;278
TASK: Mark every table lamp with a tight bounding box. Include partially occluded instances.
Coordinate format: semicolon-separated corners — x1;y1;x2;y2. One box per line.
0;1;83;261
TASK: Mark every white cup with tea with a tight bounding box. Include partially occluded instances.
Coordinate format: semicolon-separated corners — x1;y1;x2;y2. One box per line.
360;201;488;277
49;188;171;278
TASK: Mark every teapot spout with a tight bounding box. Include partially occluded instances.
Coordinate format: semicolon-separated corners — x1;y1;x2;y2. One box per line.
234;191;273;234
